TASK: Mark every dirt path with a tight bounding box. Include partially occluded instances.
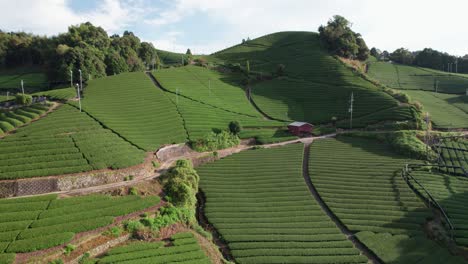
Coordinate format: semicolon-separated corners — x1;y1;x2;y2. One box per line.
302;142;383;264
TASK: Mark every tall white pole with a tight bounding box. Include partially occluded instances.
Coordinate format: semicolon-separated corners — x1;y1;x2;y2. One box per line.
349;92;354;129
70;70;73;88
21;80;24;95
79;69;83;91
6;91;9;101
76;84;81;112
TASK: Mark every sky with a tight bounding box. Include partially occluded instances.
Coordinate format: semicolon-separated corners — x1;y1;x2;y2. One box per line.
0;0;466;56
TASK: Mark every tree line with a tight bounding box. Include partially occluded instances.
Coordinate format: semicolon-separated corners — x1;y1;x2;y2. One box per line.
0;22;162;83
371;47;467;73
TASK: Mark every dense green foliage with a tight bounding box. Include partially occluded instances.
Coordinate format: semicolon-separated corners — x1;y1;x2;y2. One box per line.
0;194;160;259
15;94;32;105
0;23;160;85
0;104;145;179
0;103;50;135
197;144;366;263
356;231;465;263
78;72;187;150
410;170;468;246
213;32;407;126
162;159;199;208
239;128;297;144
318;15;369;60
97;232;210;264
190;131;240;152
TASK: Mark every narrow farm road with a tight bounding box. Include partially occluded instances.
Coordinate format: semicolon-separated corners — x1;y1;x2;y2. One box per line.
302;142;383;264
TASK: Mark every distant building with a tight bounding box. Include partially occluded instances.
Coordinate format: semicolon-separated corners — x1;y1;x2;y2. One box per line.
287;122;314;136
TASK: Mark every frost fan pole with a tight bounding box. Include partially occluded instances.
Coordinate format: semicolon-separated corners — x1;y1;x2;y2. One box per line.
21;80;24;95
349;92;354;129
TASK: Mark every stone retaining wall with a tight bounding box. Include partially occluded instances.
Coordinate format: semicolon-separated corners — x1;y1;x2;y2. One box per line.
0;154;154;198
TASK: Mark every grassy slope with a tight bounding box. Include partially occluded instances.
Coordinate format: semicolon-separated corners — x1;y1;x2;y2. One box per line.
156;49;189;66
197;144;366;264
79;72;187;150
211;32;408;126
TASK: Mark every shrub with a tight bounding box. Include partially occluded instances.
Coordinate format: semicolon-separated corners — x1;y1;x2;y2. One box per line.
15;94;33;105
103;226;122;238
228;121;242;135
64;244;76;256
276;64;286;76
162;160;199;208
129;187;138;195
152;161;159;168
124;220;144;234
190;131;240;152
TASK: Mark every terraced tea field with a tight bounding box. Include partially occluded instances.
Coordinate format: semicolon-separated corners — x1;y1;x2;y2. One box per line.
33;87;77;100
435;137;468;175
0;70;48;91
410;170;468;247
197;144;367;264
79;72;187;150
0;194;160;262
368;62;468;94
308;137;430;236
403;90;468;129
0;104;145;180
0;103;51;135
155;65;261;117
213;32;406;125
96;232;210;263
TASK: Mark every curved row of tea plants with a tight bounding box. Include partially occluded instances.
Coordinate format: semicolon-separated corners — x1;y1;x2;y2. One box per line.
308;137;465;262
0;103;51;135
96;232;210;264
0;104;145;180
308;137;430;236
410;170;468;246
79;72;187;150
33;87;77;101
197;144;367;264
0;194;160;263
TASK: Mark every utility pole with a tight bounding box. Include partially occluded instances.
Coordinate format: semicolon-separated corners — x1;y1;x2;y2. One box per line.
70;70;73;88
76;83;81;112
425;112;431;156
78;69;83;91
21;80;24;95
208;79;211;96
349;92;354;129
455;60;458;73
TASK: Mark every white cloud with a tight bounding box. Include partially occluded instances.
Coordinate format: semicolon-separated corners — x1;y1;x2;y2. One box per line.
144;0;468;55
0;0;144;36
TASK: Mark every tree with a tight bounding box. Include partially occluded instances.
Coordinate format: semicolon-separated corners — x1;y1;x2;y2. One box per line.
318;15;369;60
15;94;32;105
186;48;192;55
229;121;242;135
105;49;128;75
370;47;381;58
390;48;415;65
138;42;158;69
276;64;286;76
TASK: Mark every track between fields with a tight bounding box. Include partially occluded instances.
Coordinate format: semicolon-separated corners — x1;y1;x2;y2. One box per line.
302;142;383;264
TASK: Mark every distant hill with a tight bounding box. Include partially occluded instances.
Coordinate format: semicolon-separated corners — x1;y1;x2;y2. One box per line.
209;31;413;127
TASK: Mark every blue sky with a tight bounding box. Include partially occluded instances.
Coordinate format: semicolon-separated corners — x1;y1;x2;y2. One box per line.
0;0;467;56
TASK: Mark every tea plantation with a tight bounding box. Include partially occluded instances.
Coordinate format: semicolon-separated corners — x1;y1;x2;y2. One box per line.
403;90;468;129
33;87;77;100
368;62;468;93
435;137;468;175
96;232;210;264
0;194;160;262
212;32;407;125
309;137;430;235
0;104;145;179
197;144;367;264
410;170;468;247
0;103;51;135
79;72;187;150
